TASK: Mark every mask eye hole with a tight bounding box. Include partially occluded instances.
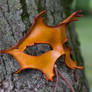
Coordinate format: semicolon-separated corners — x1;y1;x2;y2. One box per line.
24;43;52;56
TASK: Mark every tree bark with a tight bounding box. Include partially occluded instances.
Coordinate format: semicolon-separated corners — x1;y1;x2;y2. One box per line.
0;0;89;92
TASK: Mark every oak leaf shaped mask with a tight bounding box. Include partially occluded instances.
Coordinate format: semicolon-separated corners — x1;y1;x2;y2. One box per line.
64;47;84;70
0;10;83;81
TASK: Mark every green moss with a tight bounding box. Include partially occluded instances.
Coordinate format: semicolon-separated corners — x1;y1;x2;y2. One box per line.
62;0;73;17
35;0;44;12
20;0;30;23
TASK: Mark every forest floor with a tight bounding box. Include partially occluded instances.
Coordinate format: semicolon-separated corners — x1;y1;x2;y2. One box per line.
75;15;92;91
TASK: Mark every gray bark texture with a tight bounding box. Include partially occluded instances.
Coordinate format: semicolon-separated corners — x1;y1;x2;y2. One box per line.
0;0;89;92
